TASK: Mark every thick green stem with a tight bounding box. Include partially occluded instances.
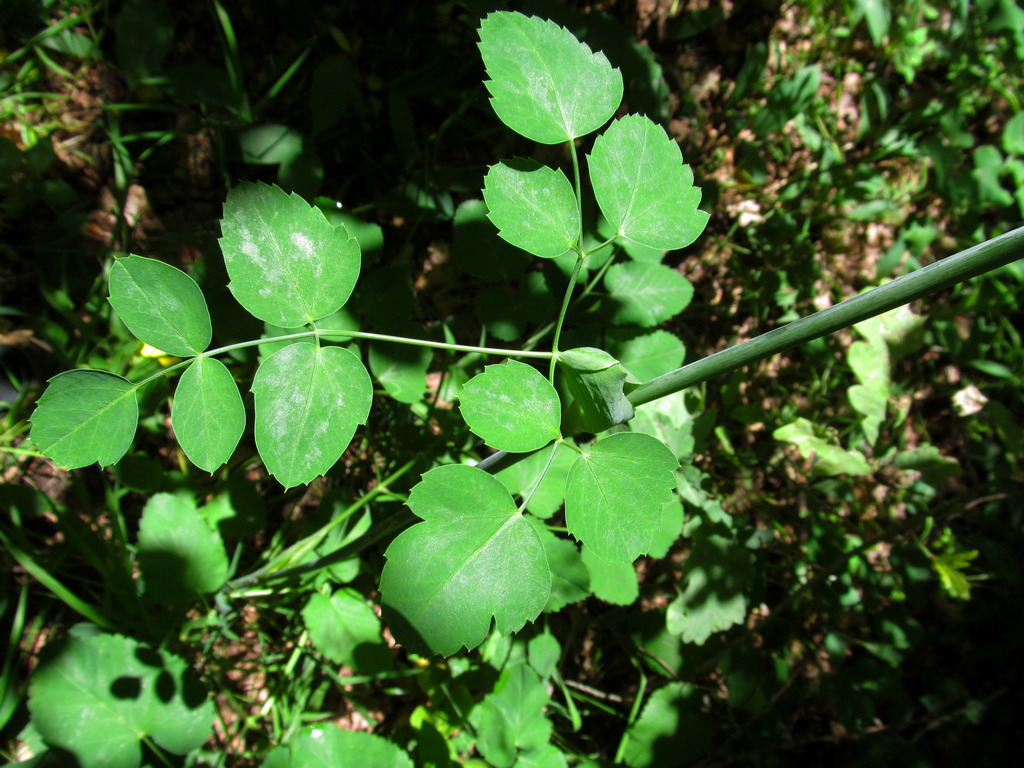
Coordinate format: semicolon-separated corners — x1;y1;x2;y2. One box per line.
628;226;1024;408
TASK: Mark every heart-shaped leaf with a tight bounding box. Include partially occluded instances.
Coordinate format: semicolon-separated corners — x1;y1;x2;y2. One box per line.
252;343;372;488
590;114;709;251
478;11;623;144
220;181;360;327
564;432;678;563
261;725;414;768
108;255;212;356
380;464;550;656
30;370;138;468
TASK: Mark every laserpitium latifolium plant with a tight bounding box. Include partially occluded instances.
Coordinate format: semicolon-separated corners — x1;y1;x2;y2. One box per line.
26;10;1024;670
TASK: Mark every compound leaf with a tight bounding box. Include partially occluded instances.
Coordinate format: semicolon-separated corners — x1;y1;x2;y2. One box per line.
30;370;138;469
459;360;561;452
137;492;229;604
590;114;709;251
108;255;212;356
478;11;623;144
473;663;553;767
667;532;754;645
484;159;580;258
28;631;213;768
220;181;360;327
605;261;694;326
380;464;550;656
261;725;414;768
302;589;391;672
252;343;372;488
565;432;678;563
172;356;245;472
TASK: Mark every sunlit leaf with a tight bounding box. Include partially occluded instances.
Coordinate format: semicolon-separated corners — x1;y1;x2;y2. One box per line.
108;255;212;356
527;516;590;611
484;159;580;258
478;11;623;144
604;261;694;326
459;360;561;452
773;418;872;475
380;465;550;656
172;356;245;472
28;631;213;768
261;725;414;768
564;432;678;563
252;343;372;488
30;370;138;469
589;114;708;251
220;181;360;327
846;337;889;445
137;492;229;604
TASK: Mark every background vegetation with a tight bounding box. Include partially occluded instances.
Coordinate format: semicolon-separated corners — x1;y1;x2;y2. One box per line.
2;0;1022;765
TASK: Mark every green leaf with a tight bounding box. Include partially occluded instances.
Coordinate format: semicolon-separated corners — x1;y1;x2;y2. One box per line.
261;725;414;768
302;589;391;672
581;545;638;605
666;532;753;645
28;632;213;768
137;492;229;604
606;329;686;381
604;261;694;326
172;356;245;472
454;198;531;281
478;11;623;144
483;159;580;258
472;663;552;768
846;337;889;445
108;255;212;356
630;391;698;461
380;465;550;656
527;516;590;612
557;347;638;434
459;360;561;452
933;550;978;600
589;114;708;250
622;682;714;767
30;370;138;469
369;326;432;404
648;498;684;559
565;432;678;563
252;343;372;488
495;442;575;519
527;631;561;680
773;418;872;475
219;181;360;327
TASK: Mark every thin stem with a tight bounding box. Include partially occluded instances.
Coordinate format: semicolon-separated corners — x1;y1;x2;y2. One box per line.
628;226;1024;408
518;441;560;513
549;255;587;380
